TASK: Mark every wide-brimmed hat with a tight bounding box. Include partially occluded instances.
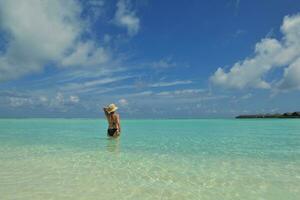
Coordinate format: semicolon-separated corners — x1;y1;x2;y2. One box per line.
106;103;118;113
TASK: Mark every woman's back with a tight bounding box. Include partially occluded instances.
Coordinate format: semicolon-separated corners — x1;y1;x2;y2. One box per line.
108;113;118;129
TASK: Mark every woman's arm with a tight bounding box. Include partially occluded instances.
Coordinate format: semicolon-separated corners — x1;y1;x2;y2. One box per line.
103;107;109;119
116;114;121;133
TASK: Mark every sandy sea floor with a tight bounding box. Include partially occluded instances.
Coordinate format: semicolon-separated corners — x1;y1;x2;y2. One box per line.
0;119;299;199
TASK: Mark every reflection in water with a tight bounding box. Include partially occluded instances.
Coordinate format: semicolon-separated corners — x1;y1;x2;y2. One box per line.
106;137;120;153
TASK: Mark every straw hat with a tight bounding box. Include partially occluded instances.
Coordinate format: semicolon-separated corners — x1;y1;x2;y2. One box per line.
106;103;118;113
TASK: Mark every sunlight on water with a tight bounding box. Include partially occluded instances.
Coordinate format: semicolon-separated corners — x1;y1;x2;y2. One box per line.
0;119;299;199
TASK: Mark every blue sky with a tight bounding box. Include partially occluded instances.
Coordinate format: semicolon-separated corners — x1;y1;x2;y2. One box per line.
0;0;299;118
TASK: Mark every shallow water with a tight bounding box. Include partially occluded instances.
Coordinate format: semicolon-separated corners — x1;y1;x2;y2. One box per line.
0;119;299;199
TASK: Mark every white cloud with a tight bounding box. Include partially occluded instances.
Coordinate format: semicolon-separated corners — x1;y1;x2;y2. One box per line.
39;96;48;103
125;91;153;97
7;93;69;108
114;0;140;36
149;80;192;87
118;98;128;106
0;0;82;81
55;92;64;104
61;41;110;67
83;76;132;87
9;97;33;107
210;13;300;91
86;0;105;19
277;57;300;90
150;57;177;69
60;75;134;92
55;67;126;83
91;85;135;95
157;89;205;97
0;0;112;81
70;95;80;103
49;93;80;108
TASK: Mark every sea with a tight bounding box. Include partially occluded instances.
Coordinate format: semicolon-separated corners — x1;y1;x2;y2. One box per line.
0;119;299;200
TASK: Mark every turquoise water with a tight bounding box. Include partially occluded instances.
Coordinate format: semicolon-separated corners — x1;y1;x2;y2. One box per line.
0;119;299;199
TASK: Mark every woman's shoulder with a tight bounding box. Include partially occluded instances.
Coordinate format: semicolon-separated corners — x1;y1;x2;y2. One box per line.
113;113;119;118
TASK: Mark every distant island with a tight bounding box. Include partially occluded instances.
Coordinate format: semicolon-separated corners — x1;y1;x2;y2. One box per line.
236;112;300;119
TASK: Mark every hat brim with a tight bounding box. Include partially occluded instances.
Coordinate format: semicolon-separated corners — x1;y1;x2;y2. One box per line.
107;107;118;113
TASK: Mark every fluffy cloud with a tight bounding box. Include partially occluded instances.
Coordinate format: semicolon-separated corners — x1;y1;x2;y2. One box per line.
0;0;113;82
49;93;80;107
70;95;80;103
85;0;105;19
0;0;82;81
210;13;300;91
5;92;79;108
114;0;140;36
61;41;110;67
118;98;128;106
9;97;33;107
277;57;300;90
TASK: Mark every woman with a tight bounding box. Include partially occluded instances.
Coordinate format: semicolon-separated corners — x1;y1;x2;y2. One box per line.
103;103;121;137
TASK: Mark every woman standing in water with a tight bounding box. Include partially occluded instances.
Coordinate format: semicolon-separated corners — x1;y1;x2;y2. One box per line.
103;104;121;137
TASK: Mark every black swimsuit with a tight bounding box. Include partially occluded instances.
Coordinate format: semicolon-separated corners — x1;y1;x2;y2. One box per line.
107;128;118;137
107;114;118;137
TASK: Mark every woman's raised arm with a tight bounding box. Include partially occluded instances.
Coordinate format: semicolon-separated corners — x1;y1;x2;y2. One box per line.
103;107;109;119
